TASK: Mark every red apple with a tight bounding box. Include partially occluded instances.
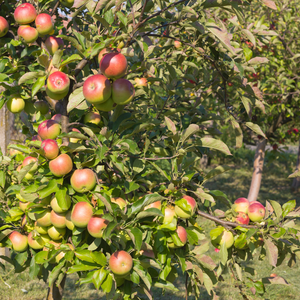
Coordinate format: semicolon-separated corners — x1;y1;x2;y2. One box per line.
144;201;161;211
14;3;37;25
174;40;182;49
87;216;109;238
41;139;59;159
163;207;176;224
94;97;116;112
134;78;148;87
177;226;187;244
50;196;71;213
49;153;73;177
18;25;38;43
47;71;70;95
51;114;62;123
233;198;249;214
38;119;61;140
50;210;67;228
71;202;94;227
0;16;9;37
83;111;101;125
111;197;127;209
98;48;110;64
35;13;54;36
36;210;52;227
175;195;197;219
100;52;127;79
109;250;133;276
9;231;28;252
6;94;25;113
235;211;250;225
112;79;135;105
45;36;64;55
34;101;49;115
47;226;66;240
248;202;265;222
70;169;97;193
22;156;38;172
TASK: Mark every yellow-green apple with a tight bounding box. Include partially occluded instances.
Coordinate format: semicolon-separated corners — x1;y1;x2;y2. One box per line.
35;13;54;36
0;16;9;37
87;216;109;238
45;36;64;55
51;195;71;213
34;222;49;235
38;119;60;140
47;71;70;95
70;169;97;193
168;226;187;248
18;25;38;43
248;202;265;222
233;198;249;214
19;201;31;212
32;135;42;142
175;195;197;219
94;97;116;112
144;201;161;211
174;41;182;49
51;114;62;123
163;206;176;224
36;210;52;227
83;111;101;126
49;153;73;177
83;74;111;104
69;128;81;143
41;139;59;159
46;87;68;100
14;3;37;24
47;226;66;240
134;78;148;87
9;231;28;252
235;211;249;225
28;232;50;250
6;94;25;113
99;52;127;79
213;229;234;249
71;202;94;227
34;101;49;115
111;197;127;209
109;250;133;276
98;48;110;64
60;0;74;8
65;211;75;230
22;156;38;172
112;79;135;105
50;210;66;228
9;148;22;156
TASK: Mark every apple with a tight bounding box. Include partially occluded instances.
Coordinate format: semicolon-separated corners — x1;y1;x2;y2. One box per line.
109;250;133;276
111;197;127;209
163;207;176;224
35;13;54;36
28;232;50;250
112;79;135;105
69;128;81;143
45;36;64;55
6;94;25;113
32;135;42;141
9;231;28;252
98;48;110;64
144;201;161;211
94;97;116;112
34;101;49;115
134;78;148;87
83;111;101;126
248;202;265;222
233;198;249;214
87;216;109;238
174;41;182;49
14;3;37;24
235;212;249;225
51;114;62;123
9;148;22;156
71;202;94;227
46;87;68;100
0;16;9;37
214;229;234;249
34;222;49;235
38;119;61;140
19;201;30;212
41;139;59;159
51;196;71;213
100;52;127;79
50;210;67;228
83;74;111;104
70;169;97;193
47;71;70;95
22;156;38;172
177;226;187;244
47;226;66;240
18;25;38;43
49;153;73;177
65;211;75;230
175;195;197;219
36;210;52;227
60;0;74;8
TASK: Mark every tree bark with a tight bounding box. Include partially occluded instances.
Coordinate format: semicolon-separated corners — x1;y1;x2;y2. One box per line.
46;274;66;300
292;138;300;191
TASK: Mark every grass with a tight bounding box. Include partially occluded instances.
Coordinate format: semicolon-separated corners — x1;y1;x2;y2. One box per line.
1;147;300;299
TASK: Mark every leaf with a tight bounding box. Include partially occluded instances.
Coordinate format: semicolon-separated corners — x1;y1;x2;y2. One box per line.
29;255;41;279
245;122;266;139
133;266;151;290
61;54;82;67
154;280;179;292
124;181;140;194
282;200;296;218
32;76;46;97
164;116;176;135
148;162;171;181
202;166;231;184
67;263;98;274
264;238;278;267
198;137;232;155
49;261;65;286
0;170;5;188
18;72;39;84
116;11;127;25
52;50;64;68
219;242;228;265
242;29;256;48
133;159;145;174
55;188;70;212
38;179;59;199
67;87;86;113
262;0;277;10
248;57;269;65
101;273;113;293
269;200;282;221
288;170;300;178
230;118;243;148
91;252;106;266
268;276;289;285
136;208;163;220
127;227;143;251
180;124;199;144
93;268;107;290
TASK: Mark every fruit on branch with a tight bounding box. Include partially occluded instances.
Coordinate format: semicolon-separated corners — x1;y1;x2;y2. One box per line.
174;41;182;49
51;114;62;123
235;212;250;225
99;52;127;79
70;169;97;193
248;202;265;222
36;210;52;227
32;135;42;142
71;202;94;228
50;210;67;228
65;211;75;230
47;226;66;240
144;201;162;211
111;197;127;209
112;79;135;105
34;222;49;235
45;36;64;55
47;71;70;95
19;201;30;212
46;87;68;100
0;16;9;37
176;226;187;244
109;250;133;276
213;229;234;249
41;139;59;159
9;231;28;252
35;13;54;36
22;156;38;172
163;206;176;224
87;216;109;238
60;0;75;8
233;197;249;214
9;149;22;156
14;3;37;24
28;232;50;250
83;74;111;104
38;119;61;140
83;111;101;126
98;48;110;64
174;195;197;219
69;128;81;143
18;25;38;43
34;100;49;115
94;97;116;112
6;94;25;113
49;153;73;177
51;195;71;213
134;78;148;87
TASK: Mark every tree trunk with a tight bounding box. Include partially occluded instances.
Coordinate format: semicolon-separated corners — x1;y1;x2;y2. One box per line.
46;275;66;300
292;138;300;191
247;139;267;202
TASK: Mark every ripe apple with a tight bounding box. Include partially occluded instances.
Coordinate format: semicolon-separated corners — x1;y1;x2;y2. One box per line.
65;211;75;230
134;78;148;87
83;111;101;126
49;153;73;177
48;226;66;240
112;79;135;105
51;195;71;213
51;114;62;123
18;25;38;43
175;195;197;219
83;74;111;104
50;210;67;228
177;226;187;244
109;250;133;276
19;201;31;212
111;197;127;209
46;87;68;100
32;135;42;141
45;36;64;55
34;222;49;235
233;198;249;214
94;97;116;112
41;139;59;159
174;41;182;49
71;202;94;227
163;207;176;224
38;119;61;140
0;16;9;37
144;201;161;211
87;216;109;238
100;52;127;79
47;71;70;95
60;0;75;8
70;169;97;193
98;48;110;64
6;94;25;113
36;210;52;227
14;3;37;24
28;232;50;250
235;212;250;225
22;156;38;172
248;202;265;222
214;229;234;249
34;101;49;115
9;231;28;252
35;13;54;36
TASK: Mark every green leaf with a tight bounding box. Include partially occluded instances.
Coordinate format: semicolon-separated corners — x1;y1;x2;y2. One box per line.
29;255;41;279
180;124;199;144
116;11;127;25
8;144;31;154
18;72;40;85
49;261;65;286
61;54;82;67
35;251;48;264
282;200;296;218
67;87;87;113
202;166;231;184
245;122;266;139
133;159;145;174
133;266;151;290
67;263;98;274
154;280;179;292
198;137;232;155
164;116;176;135
104;10;114;25
0;170;5;188
101;273;113;293
38;179;59;199
75;250;95;263
127;227;143;251
129;193;165;216
136;208;163;220
32;76;46;97
91;252;107;266
124;181;140;194
93;268;107;290
55;187;70;212
148;162;171;181
264;238;278;267
52;50;64;68
269;200;282;221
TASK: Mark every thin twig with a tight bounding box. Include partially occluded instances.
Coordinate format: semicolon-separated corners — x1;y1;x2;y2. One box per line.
51;0;60;16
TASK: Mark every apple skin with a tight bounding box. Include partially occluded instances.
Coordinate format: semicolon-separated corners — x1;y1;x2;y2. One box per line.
18;25;38;43
38;119;61;140
94;97;116;112
109;250;133;276
9;231;28;252
51;196;71;213
69;128;81;143
35;13;54;36
19;201;31;212
111;197;127;209
49;153;73;177
163;207;176;224
70;169;97;193
47;71;70;95
36;210;52;227
51;114;62;123
50;210;67;228
112;79;135;105
248;202;265;222
0;16;9;37
28;232;50;250
235;212;250;225
215;230;234;249
98;48;110;64
177;226;187;244
134;78;148;87
46;87;68;100
34;222;49;235
32;135;42;142
22;156;38;172
100;52;127;79
41;139;59;159
233;198;249;214
60;0;75;8
87;216;109;238
83;111;101;126
144;201;161;211
34;101;49;115
14;3;37;25
175;195;197;219
174;41;182;49
65;211;75;230
45;36;64;55
48;226;66;240
71;202;94;228
6;94;25;113
83;74;111;104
